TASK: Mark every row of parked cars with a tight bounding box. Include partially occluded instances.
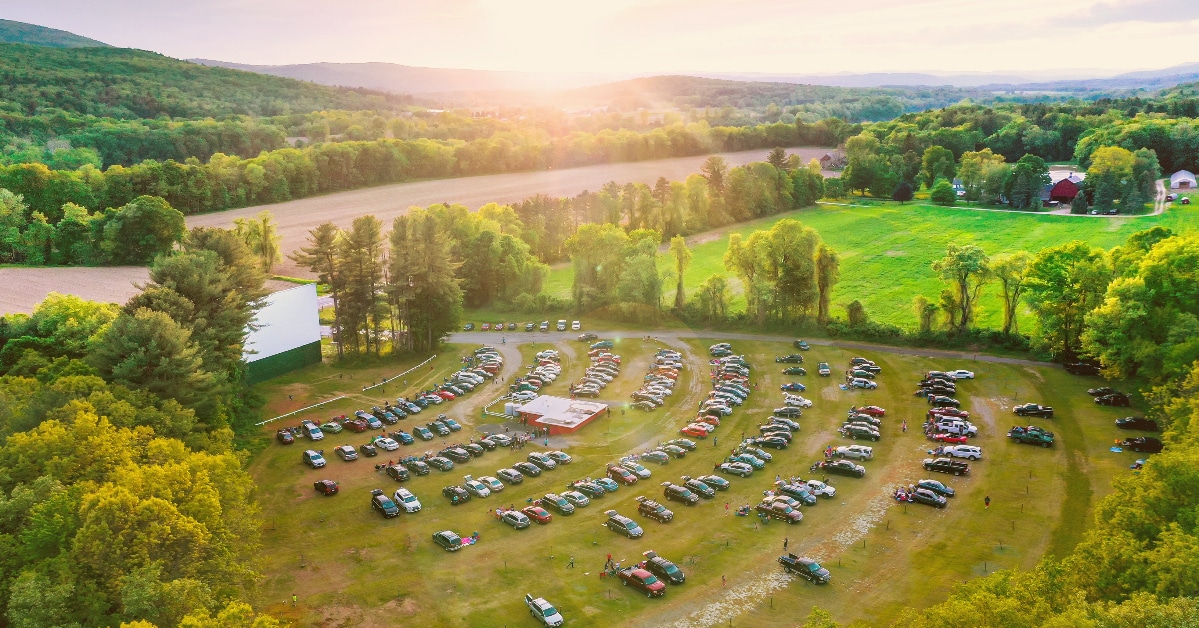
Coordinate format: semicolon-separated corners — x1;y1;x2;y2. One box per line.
1084;386;1162;453
464;320;583;332
630;348;683;410
509;349;562;403
906;368;982;507
572;341;620;399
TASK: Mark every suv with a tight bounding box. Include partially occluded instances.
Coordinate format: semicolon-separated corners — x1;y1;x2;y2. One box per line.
641;550;685;585
604;510;644;538
557;320;567;331
635;496;674;522
1014;403;1054;418
334;445;358;461
662;482;699;505
538;493;575;515
392;487;422;512
370;489;401;518
817;362;831;376
302;450;326;468
525;594;564;627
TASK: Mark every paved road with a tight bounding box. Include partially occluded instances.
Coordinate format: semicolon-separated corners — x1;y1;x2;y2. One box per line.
187;146;833;277
447;328;1057;368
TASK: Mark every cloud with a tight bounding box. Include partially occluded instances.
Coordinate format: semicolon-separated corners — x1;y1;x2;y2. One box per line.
1085;0;1199;25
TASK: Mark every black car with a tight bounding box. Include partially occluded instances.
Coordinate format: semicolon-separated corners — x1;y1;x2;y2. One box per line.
1065;362;1101;376
773;407;803;418
513;461;542;477
1096;393;1131;407
570;481;606;498
359;443;378;457
916;479;955;497
642;551;685;585
746;436;789;450
378;411;399;425
539;493;575;515
442;485;471;505
778;554;830;583
1014;403;1054;418
776;354;804;363
666;438;697;451
433;530;463;552
658;444;688;459
928;396;961;408
477;437;498;451
371;489;401;518
1116;417;1158;431
769;417;801;431
923;457;970;476
385;465;410;482
917;385;956;396
636;496;674;522
441;447;471;463
697;474;730;491
908;488;947;508
427;456;454;471
680;476;716;499
464;443;486;457
663;482;699;505
778;484;818;506
850;357;875;366
1122;437;1163;453
605;510;644;538
1088;387;1122;397
823;459;866;478
759;427;793;441
428;421;451;436
403;459;431;475
525;322;536;331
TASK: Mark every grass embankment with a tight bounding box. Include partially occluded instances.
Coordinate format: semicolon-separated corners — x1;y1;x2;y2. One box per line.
247;336;1134;627
540;201;1196;329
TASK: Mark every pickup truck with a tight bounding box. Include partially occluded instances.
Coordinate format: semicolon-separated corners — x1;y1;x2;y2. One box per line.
1008;425;1054;447
777;553;831;583
524;594;564;627
617;567;666;597
922;457;970;476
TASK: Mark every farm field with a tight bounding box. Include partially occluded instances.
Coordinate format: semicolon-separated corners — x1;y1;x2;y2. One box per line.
542;200;1199;329
247;331;1135;627
187;146;834;278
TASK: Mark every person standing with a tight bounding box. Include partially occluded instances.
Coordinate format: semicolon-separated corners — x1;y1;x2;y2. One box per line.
568;555;574;568
783;537;789;551
292;594;297;607
902;420;908;433
985;495;991;509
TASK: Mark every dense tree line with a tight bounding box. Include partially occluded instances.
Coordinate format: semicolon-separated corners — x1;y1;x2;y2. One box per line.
0;227;279;626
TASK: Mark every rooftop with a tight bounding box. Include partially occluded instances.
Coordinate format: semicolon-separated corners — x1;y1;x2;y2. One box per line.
517;395;607;430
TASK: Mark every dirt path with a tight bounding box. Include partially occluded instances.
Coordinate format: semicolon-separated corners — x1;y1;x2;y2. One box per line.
188;147;833;278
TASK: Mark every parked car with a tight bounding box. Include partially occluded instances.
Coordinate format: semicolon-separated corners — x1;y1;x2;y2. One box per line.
501;510;531;529
442;485;471;504
1096;393;1131;407
917;479;955;498
1088;386;1122;397
371;489;401;518
835;445;874;460
776;354;805;364
840;424;880;442
617;567;665;597
1065;362;1101;376
922;457;970;475
403;459;431;475
385;465;410;482
1121;437;1163;453
756;499;803;523
850;378;878;390
1007;425;1055;447
1116;417;1158;431
514;461;543;477
640;550;685;584
820;459;866;478
276;429;295;444
313;479;339;495
778;554;830;583
302;449;326;468
942;445;983;461
908;488;947;508
928;395;959;407
817;362;831;376
525;594;564;627
392;487;421;512
1014;403;1054;418
605;510;645;538
432;530;463;551
662;482;699;505
715;461;753;477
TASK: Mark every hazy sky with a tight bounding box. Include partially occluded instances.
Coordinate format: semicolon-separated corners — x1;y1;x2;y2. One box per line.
5;0;1197;74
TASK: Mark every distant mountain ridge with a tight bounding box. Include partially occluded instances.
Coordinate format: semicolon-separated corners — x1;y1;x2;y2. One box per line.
0;19;108;48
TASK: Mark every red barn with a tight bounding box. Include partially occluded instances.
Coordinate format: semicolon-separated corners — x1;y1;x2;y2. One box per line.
1049;175;1083;203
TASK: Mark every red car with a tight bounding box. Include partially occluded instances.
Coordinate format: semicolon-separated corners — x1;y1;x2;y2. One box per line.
435;390;456;400
855;406;887;416
695;415;721;427
928;407;969;419
313;479;339;495
618;568;666;597
933;433;969;444
608;465;639;485
341;419;369;433
680;425;709;438
522;505;553;524
481;323;491;331
276;429;295;444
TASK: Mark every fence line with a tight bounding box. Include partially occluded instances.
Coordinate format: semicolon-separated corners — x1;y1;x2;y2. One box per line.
256;396;348;426
361;355;437;392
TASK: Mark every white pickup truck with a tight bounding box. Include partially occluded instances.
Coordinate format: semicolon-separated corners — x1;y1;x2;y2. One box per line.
525;594;564;626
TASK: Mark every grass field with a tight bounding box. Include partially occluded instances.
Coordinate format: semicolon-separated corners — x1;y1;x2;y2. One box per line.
246;333;1137;627
542;201;1199;329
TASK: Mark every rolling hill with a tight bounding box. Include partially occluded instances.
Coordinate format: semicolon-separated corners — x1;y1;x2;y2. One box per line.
0;19;109;48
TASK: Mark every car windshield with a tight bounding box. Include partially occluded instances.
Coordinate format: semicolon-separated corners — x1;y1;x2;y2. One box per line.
625;521;638;530
542;607;558;617
642;575;659;584
809;563;822;571
401;495;416;503
664;564;679;574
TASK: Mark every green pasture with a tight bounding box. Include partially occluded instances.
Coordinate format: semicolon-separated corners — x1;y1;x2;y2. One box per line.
543;201;1198;329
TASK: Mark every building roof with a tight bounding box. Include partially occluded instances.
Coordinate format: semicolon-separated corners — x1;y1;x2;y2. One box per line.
1171;170;1196;184
1049;171;1085;184
517;396;607;430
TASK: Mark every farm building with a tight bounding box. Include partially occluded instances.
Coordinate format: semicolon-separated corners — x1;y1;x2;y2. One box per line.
1170;170;1196;189
515;396;608;435
1043;172;1085;203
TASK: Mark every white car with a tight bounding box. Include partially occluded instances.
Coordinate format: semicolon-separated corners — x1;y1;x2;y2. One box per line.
942;445;983;460
511;391;538;402
463;477;491;498
850;378;878;390
805;480;837;498
392;487;422;512
784;395;814;408
835;445;874;460
478;476;505;493
936;420;978;437
526;594;564;627
571;321;581;331
947;369;975;379
375;437;399;451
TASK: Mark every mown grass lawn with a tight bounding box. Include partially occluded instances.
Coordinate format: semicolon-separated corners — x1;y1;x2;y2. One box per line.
246;335;1135;627
542;202;1197;329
